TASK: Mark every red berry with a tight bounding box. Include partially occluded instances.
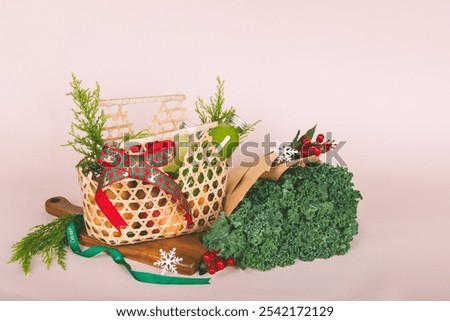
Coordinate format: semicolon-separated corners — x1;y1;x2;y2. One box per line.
311;146;321;156
208;267;216;275
301;149;309;157
316;134;325;143
129;144;141;153
215;259;225;271
202;253;212;262
226;258;235;266
303;138;311;147
324;143;332;151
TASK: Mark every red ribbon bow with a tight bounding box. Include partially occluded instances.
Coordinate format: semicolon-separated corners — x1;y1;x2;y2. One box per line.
95;140;192;232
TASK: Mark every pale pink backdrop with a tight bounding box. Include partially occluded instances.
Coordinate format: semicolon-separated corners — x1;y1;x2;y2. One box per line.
1;1;449;300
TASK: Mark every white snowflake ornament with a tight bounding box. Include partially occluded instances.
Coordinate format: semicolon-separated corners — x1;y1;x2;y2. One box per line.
272;141;299;164
154;248;183;275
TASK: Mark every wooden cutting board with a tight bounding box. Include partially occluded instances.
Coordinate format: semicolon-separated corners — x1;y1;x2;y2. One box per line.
45;196;207;275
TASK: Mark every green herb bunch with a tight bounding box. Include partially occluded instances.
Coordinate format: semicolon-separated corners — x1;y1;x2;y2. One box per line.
9;215;77;274
201;164;362;270
195;76;259;140
64;74;106;176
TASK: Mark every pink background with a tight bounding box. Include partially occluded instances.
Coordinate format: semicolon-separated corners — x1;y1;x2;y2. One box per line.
1;1;449;300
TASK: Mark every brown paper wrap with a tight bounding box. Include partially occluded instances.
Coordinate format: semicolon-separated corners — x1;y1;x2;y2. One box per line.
224;152;319;215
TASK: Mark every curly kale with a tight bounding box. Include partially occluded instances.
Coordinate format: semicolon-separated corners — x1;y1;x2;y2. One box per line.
201;163;362;271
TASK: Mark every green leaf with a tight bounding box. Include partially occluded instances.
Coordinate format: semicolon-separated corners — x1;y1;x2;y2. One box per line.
302;124;317;140
290;125;317;149
291;130;301;149
198;262;208;275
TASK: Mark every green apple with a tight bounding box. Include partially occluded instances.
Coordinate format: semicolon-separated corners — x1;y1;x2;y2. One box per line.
162;133;190;174
209;124;240;160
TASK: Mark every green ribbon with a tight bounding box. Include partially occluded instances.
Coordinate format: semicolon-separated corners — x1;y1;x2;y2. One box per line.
66;216;210;285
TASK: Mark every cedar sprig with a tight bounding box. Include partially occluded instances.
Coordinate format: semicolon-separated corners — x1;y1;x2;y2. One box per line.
195;76;259;140
195;76;236;124
240;119;261;140
64;74;106;176
9;215;76;275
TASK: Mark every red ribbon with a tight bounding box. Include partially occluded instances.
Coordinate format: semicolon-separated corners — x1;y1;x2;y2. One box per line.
95;141;192;232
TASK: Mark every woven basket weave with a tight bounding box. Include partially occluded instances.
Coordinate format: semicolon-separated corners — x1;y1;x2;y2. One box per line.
77;95;228;245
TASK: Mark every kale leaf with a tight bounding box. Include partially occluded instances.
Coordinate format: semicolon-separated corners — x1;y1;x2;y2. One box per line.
201;163;362;270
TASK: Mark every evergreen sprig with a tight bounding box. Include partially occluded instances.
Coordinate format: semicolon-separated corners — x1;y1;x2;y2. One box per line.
195;76;236;124
64;74;106;176
195;76;259;140
240;119;261;140
9;215;77;275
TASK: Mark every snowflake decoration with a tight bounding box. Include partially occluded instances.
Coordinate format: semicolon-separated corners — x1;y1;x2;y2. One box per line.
271;141;299;164
154;248;183;275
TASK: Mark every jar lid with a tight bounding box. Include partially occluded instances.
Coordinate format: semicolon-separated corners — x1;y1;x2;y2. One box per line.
178;122;190;129
229;114;247;132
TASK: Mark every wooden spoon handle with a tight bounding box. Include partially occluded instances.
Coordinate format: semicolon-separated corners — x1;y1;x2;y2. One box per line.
45;196;83;218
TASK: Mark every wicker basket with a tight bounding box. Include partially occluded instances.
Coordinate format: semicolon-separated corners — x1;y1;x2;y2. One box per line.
77;95;228;245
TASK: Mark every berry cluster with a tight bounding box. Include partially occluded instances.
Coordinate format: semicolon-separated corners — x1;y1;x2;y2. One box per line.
297;133;334;158
201;250;235;275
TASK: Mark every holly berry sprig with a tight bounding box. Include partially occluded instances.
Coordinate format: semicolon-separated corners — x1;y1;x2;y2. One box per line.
291;125;335;158
297;133;334;157
198;250;236;275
